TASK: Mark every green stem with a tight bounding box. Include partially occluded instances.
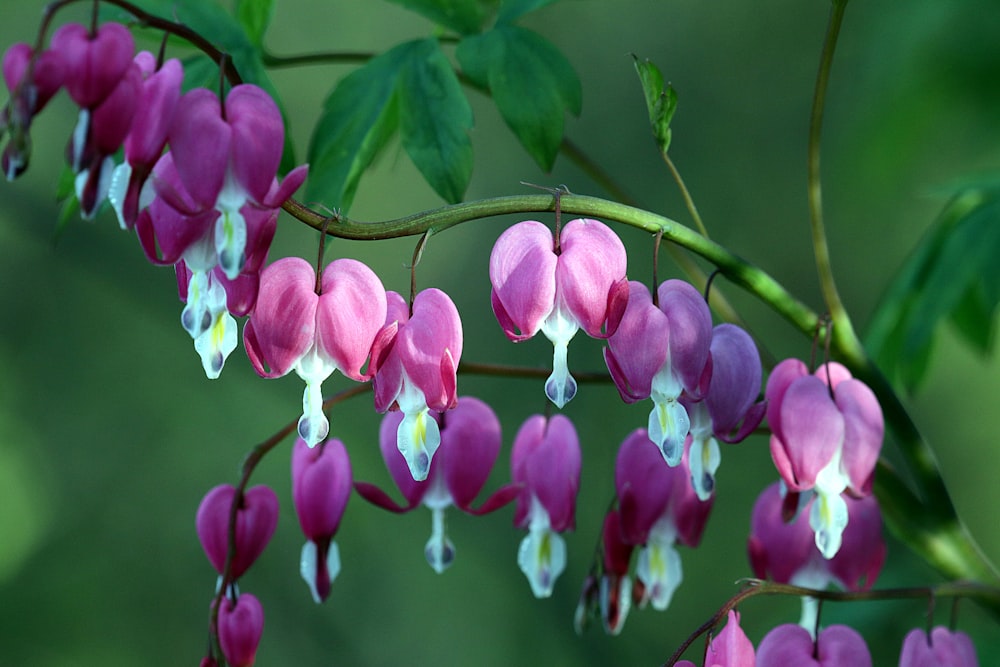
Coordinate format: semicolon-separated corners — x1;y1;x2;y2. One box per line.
663;153;709;238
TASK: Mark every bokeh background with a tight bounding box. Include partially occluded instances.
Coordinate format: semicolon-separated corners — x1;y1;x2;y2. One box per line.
2;1;1000;665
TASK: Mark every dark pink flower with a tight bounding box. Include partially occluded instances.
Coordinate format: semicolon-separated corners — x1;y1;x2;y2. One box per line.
291;437;352;603
195;484;279;581
511;413;581;597
370;289;463;481
490;218;628;407
354;397;518;572
676;610;756;667
2;43;66;179
244;257;388;445
217;592;264;667
605;280;713;465
898;627;979;667
757;624;871;667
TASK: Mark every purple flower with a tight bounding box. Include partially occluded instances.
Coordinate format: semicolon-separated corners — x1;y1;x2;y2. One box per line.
511;414;581;597
2;43;66;179
757;624;871;667
898;627;979;667
216;592;264;667
196;484;279;582
370;289;463;481
354;396;518;572
615;428;712;610
244;257;388;445
605;280;713;465
766;359;883;558
490;218;628;407
291;437;352;603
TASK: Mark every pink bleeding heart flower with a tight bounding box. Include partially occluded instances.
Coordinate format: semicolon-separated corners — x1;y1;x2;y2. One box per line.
573;509;636;636
490;218;628;408
355;396;518;573
615;428;712;611
196;484;279;582
108;54;183;229
766;359;883;559
49;22;134;110
370;289;463;482
605;280;713;466
683;323;765;500
511;413;581;598
245;256;387;445
216;592;264;667
291;437;352;603
676;610;756;667
757;624;871;667
2;43;67;179
748;481;885;631
898;627;979;667
158;84;307;281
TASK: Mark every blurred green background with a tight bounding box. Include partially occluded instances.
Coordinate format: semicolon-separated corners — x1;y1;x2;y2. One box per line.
2;0;1000;665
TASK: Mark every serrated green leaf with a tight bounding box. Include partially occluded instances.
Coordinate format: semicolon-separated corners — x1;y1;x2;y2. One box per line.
496;0;558;23
866;185;1000;391
397;40;473;203
384;0;494;35
306;47;409;212
632;55;678;154
456;25;581;171
235;0;274;47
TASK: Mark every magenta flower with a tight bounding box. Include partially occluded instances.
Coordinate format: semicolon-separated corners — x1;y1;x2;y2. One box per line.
156;83;307;280
196;484;279;582
2;43;66;179
757;624;871;667
598;509;636;635
216;592;264;667
370;289;463;482
108;53;183;229
683;323;765;500
615;428;712;610
49;22;134;111
291;437;352;603
605;280;713;466
511;413;581;597
766;359;884;559
355;396;518;572
898;627;979;667
748;481;885;631
676;610;756;667
490;218;628;408
245;257;388;445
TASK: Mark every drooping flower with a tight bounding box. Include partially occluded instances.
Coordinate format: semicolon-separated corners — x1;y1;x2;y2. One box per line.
156;83;307;280
605;280;713;465
747;481;885;631
370;289;463;482
2;42;67;179
757;624;872;667
244;257;388;445
291;437;352;603
683;323;765;500
766;359;883;559
490;218;628;408
615;428;712;611
898;627;979;667
354;396;518;573
676;610;756;667
511;413;582;598
107;53;183;229
216;592;264;667
196;484;279;582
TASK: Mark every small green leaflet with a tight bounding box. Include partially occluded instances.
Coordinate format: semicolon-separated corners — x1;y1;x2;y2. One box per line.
383;0;497;35
632;55;677;155
307;39;472;211
457;25;581;171
865;181;1000;392
235;0;274;47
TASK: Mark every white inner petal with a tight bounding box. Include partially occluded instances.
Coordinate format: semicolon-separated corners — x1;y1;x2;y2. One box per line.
517;496;567;599
424;506;455;574
395;380;440;481
294;345;336;447
636;519;682;611
541;307;579;408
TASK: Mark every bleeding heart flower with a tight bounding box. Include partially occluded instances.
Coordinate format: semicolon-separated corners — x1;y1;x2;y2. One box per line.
196;484;279;582
757;624;871;667
216;592;264;667
898;627;979;667
676;610;755;667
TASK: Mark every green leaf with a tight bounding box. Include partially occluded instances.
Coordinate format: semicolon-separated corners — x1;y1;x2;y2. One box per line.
383;0;496;35
235;0;274;47
865;183;1000;391
397;40;473;203
457;25;581;171
632;55;678;155
306;46;409;212
496;0;558;23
